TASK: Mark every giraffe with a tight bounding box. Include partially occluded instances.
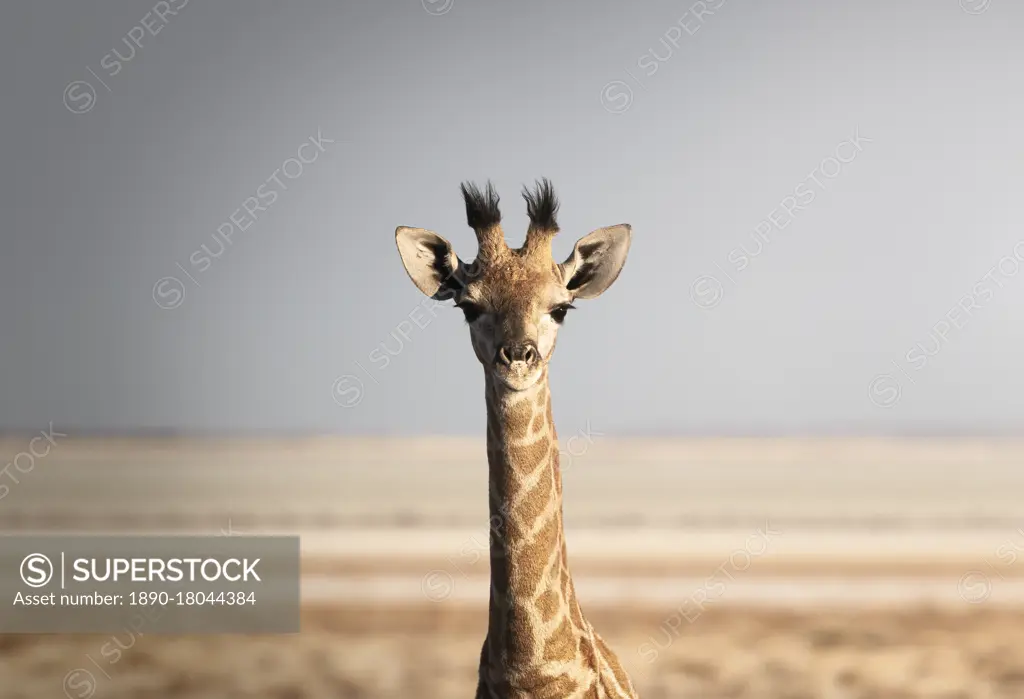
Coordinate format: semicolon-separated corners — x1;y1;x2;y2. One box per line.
395;179;638;698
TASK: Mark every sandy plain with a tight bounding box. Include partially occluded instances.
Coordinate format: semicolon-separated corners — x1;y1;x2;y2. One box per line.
4;606;1024;699
0;436;1022;697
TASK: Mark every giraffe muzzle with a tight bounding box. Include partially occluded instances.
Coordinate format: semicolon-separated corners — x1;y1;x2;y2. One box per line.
496;342;538;367
493;342;542;390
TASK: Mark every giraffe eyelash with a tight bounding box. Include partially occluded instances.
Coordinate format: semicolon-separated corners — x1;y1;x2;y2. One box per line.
550;304;575;323
456;301;484;323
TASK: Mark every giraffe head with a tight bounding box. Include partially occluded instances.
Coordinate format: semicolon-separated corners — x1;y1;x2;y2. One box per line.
396;179;631;391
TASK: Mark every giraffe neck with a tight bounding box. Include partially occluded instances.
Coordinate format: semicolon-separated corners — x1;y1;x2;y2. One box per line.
482;370;586;682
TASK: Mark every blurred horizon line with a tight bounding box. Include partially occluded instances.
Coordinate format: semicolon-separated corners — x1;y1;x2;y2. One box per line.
1;427;1022;439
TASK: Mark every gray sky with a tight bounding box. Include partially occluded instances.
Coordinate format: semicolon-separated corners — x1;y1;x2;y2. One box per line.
2;0;1022;435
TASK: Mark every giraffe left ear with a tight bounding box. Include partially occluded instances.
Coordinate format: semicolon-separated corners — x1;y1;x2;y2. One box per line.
395;227;467;300
560;224;632;299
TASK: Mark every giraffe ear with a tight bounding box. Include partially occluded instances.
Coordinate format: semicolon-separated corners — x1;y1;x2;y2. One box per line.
395;227;467;300
559;224;632;299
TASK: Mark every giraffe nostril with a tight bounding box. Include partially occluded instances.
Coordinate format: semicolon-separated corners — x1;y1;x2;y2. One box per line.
497;343;538;366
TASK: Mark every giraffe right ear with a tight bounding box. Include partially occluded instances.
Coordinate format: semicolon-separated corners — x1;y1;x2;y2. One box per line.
560;224;632;300
395;227;467;300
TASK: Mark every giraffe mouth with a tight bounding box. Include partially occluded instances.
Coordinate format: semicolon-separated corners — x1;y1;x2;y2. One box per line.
491;362;544;392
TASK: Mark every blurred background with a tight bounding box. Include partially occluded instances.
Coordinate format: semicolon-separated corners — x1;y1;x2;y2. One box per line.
3;0;1024;697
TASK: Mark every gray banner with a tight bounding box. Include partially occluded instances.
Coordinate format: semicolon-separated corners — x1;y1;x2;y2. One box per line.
0;536;299;633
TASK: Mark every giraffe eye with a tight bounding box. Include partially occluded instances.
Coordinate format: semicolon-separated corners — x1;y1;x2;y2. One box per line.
456;301;484;323
550;304;575;324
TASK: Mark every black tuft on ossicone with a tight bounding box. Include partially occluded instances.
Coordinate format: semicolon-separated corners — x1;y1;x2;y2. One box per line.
460;181;502;230
522;178;560;232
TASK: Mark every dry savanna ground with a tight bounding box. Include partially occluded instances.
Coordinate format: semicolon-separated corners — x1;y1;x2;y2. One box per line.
2;605;1024;699
3;436;1024;697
